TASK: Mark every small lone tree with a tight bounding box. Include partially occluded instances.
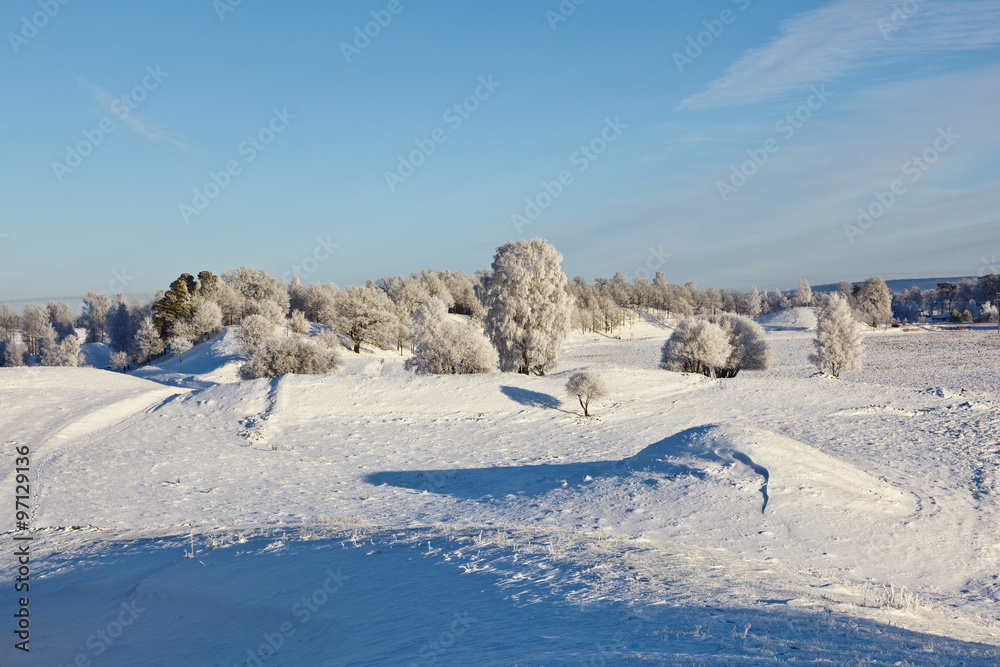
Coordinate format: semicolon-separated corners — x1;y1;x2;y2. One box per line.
170;336;193;363
809;293;864;378
661;318;732;375
566;371;607;417
110;350;130;373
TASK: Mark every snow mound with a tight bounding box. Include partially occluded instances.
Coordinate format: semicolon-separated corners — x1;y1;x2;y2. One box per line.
830;405;918;417
626;423;912;514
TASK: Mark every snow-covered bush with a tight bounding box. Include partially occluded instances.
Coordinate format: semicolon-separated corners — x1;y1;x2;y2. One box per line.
324;285;398;354
289;309;308;334
566;371;608;417
705;313;771;377
239;337;341;380
257;299;288;326
405;297;497;375
237;314;275;353
483;239;571;375
809;293;863;378
660;318;732;375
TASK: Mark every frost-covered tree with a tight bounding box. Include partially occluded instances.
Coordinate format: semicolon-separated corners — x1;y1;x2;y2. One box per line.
306;282;339;323
256;299;288;327
405;297;497;374
239;337;341;380
483;239;571;375
47;301;77;340
660;318;732;375
288;275;310;314
134;316;165;365
0;337;27;367
110;350;130;373
237;314;275;353
794;279;813;307
82;291;111;343
0;304;20;342
858;276;892;328
566;371;608;417
21;304;48;355
325;285;398;354
170;336;193;363
705;313;771;377
222;266;290;314
40;325;82;367
747;287;762;319
289;309;309;334
190;299;223;341
809;294;864;378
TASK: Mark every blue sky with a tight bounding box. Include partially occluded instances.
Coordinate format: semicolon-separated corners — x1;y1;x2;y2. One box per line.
2;0;999;306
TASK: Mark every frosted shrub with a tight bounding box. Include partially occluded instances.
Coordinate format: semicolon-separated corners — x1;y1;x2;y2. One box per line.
809;293;863;378
660;318;731;376
405;297;498;374
237;314;275;353
239;337;341;380
566;371;607;417
705;313;771;377
289;309;309;334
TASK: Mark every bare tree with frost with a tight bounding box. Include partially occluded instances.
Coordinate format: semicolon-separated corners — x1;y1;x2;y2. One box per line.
809;293;864;378
660;318;732;376
566;371;608;417
483;239;571;375
325;285;399;354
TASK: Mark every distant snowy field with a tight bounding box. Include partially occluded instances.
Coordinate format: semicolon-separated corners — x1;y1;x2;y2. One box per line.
3;311;1000;665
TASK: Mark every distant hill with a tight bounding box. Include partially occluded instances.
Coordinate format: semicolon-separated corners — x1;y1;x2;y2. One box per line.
812;277;979;294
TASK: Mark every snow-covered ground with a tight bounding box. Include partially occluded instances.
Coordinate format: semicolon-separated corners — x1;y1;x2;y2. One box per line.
3;312;1000;665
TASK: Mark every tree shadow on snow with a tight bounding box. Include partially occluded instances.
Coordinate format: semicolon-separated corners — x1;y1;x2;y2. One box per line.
499;385;565;411
366;425;721;500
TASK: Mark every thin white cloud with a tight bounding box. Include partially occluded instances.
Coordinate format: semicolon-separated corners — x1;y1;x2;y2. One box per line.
81;79;189;150
679;0;1000;109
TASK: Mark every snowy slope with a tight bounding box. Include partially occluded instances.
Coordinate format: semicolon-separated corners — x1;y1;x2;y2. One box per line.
3;313;1000;664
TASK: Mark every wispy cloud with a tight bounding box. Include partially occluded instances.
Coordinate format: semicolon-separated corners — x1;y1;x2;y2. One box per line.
679;0;1000;110
81;79;189;150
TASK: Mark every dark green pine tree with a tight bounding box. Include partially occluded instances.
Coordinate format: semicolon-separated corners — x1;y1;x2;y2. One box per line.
153;276;194;337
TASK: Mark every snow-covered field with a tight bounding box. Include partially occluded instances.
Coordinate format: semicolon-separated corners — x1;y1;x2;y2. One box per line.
3;311;1000;665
